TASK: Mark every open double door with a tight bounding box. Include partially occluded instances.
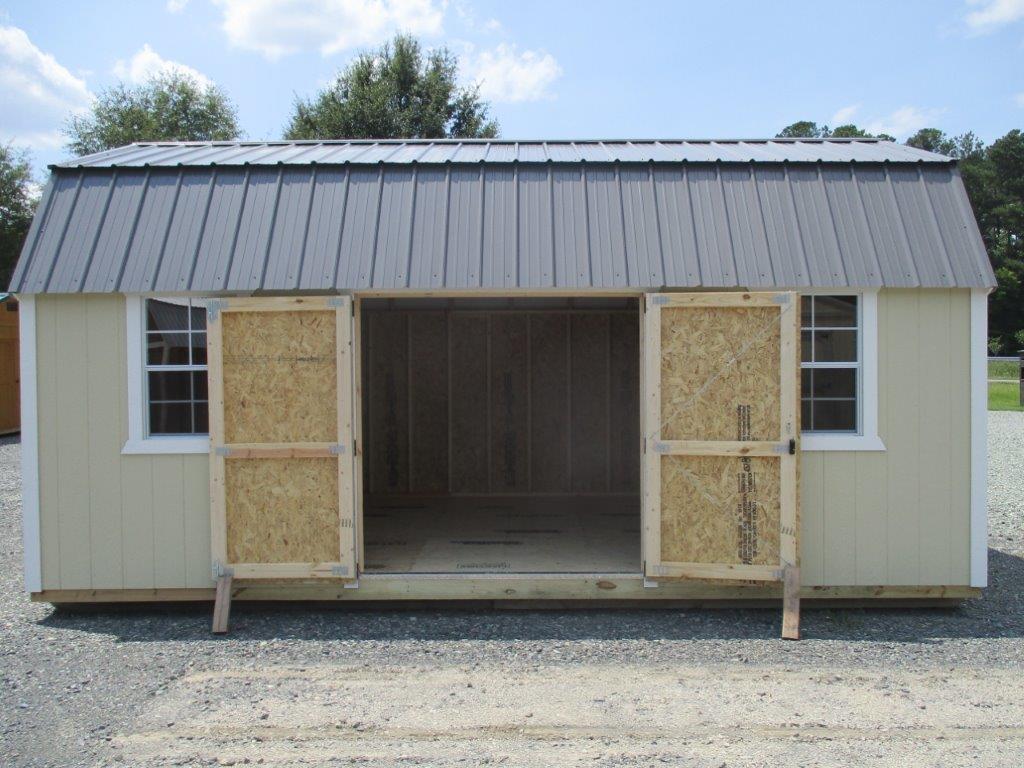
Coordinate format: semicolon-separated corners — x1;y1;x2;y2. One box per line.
205;292;800;638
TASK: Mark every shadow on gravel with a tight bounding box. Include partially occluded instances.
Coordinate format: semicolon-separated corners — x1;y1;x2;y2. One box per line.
35;547;1023;645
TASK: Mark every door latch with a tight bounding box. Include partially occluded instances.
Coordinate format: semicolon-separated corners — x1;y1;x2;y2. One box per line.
789;438;796;455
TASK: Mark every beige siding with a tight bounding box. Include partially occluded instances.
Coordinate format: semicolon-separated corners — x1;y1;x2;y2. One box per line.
35;294;210;590
32;289;973;591
801;289;972;587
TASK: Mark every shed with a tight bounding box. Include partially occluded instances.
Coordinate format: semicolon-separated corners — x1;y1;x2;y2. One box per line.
9;138;995;636
0;294;18;434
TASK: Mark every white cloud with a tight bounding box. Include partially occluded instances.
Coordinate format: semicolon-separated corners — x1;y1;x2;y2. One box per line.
462;44;562;103
964;0;1024;33
0;25;93;153
213;0;445;60
830;104;860;125
166;0;190;12
113;44;213;89
864;106;945;139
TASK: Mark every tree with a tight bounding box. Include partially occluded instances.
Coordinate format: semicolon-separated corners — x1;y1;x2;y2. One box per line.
0;144;36;290
905;128;1024;352
983;130;1024;353
776;121;830;139
64;72;241;157
285;34;498;140
776;121;894;141
906;128;984;160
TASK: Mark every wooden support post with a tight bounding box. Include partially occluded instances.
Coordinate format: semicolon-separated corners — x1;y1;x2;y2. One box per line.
782;564;800;640
212;573;233;634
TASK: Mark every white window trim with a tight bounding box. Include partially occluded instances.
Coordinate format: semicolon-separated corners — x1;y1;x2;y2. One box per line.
799;289;885;452
123;294;210;455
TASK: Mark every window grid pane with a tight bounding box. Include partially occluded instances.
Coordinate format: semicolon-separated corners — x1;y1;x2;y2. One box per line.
145;298;209;437
800;295;859;433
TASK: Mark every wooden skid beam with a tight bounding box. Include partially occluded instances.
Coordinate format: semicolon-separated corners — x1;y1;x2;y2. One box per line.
782;565;800;640
211;574;233;634
33;582;980;604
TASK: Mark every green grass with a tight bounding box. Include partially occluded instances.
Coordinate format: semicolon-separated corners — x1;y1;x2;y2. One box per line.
989;381;1024;411
988;359;1021;380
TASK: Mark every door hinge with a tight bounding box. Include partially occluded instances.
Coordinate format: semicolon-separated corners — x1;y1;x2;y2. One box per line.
331;565;350;577
207;299;228;322
212;560;233;579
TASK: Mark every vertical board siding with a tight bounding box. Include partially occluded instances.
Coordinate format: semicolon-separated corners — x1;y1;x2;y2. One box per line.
35;295;211;591
799;289;971;586
363;308;639;496
32;290;972;591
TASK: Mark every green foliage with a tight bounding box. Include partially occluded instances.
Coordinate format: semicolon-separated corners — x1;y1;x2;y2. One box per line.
988;381;1023;411
776;121;893;141
0;144;36;290
285;34;498;140
64;72;241;157
776;121;830;139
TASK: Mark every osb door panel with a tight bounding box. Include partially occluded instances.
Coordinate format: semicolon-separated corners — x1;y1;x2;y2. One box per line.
642;292;799;582
208;296;356;580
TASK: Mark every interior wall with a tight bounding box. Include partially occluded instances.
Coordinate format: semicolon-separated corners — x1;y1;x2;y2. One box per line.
362;305;641;496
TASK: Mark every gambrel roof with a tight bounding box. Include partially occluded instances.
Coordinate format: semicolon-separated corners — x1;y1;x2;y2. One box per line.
10;138;995;293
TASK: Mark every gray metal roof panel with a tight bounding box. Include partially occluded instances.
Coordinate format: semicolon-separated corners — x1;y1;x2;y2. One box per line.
262;167;315;289
334;167;381;288
445;165;483;287
550;165;589;287
12;154;995;293
517;166;554;286
118;171;180;292
299;167;347;289
619;166;663;286
56;138;956;168
152;170;212;291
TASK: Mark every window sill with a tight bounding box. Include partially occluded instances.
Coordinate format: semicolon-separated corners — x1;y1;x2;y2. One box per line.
801;434;886;452
122;437;210;455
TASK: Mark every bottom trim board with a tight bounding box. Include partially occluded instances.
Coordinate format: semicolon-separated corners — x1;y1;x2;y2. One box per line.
31;581;980;604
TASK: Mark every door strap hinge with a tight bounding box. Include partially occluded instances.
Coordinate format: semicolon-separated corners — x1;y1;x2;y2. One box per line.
327;297;346;308
207;299;228;322
212;560;233;579
331;565;350;577
329;444;345;455
653;441;669;454
651;295;669;305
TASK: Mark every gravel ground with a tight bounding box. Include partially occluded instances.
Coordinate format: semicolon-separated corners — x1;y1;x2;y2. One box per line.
0;414;1022;767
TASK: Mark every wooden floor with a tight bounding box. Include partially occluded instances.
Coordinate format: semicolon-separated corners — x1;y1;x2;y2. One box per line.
363;496;641;574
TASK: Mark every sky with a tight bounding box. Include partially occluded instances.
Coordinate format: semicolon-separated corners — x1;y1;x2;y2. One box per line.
2;0;1023;177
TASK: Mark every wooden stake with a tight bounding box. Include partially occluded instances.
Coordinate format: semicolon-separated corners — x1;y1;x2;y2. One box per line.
212;573;233;634
782;564;800;640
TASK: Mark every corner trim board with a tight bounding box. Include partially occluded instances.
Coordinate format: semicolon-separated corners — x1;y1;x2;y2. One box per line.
18;295;41;593
969;288;988;588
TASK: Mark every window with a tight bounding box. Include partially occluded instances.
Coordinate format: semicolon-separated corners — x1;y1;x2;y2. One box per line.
145;298;209;435
124;296;211;454
801;295;859;432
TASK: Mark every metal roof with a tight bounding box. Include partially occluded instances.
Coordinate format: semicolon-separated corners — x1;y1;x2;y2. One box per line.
12;141;995;294
57;138;951;168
